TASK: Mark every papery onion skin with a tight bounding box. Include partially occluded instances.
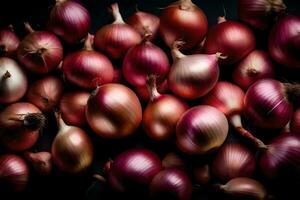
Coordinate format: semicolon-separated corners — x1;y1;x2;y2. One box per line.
26;76;64;112
94;3;142;59
159;0;208;50
217;177;267;200
212;143;256;182
0;102;45;152
238;0;286;30
123;39;170;87
149;168;192;200
24;151;52;176
59;91;89;126
135;79;169;102
86;83;142;139
0;57;28;104
244;79;293;129
260;133;300;179
48;0;91;44
233;50;275;90
108;148;161;192
0;154;29;192
176;105;228;155
269;15;300;68
17;23;63;74
0;27;20;57
127;11;160;41
204;18;256;65
291;108;300;134
52;114;94;173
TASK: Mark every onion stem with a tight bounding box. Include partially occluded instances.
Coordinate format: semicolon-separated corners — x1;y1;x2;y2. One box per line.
84;33;94;50
269;0;287;12
1;70;11;81
171;41;186;60
24;22;35;33
111;3;124;24
146;75;161;101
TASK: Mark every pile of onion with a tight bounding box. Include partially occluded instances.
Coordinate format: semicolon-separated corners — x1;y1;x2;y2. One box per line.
94;3;141;59
0;26;20;57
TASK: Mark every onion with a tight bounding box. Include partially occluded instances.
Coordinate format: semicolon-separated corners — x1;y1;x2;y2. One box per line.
260;133;300;179
126;11;160;41
51;113;94;173
94;3;142;59
62;34;114;89
269;15;300;68
86;83;142;139
149;168;192;200
291;108;300;134
59;91;89;126
24;151;52;175
238;0;286;30
215;177;267;200
162;153;186;170
48;0;91;44
193;164;211;185
244;79;299;129
0;26;20;57
0;57;28;104
176;105;228;155
233;50;275;90
143;76;188;140
112;66;124;83
212;143;256;182
159;0;208;49
17;22;63;74
108;148;161;192
168;42;220;99
0;154;29;192
26;75;64;112
0;102;45;152
123;34;170;87
203;17;256;65
202;81;266;148
135;79;169;102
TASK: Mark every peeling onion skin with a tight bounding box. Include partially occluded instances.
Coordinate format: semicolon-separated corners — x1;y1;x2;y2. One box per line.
291;108;300;134
0;27;20;57
0;57;28;104
0;154;29;192
86;84;142;139
149;168;192;200
212;143;256;182
176;105;229;155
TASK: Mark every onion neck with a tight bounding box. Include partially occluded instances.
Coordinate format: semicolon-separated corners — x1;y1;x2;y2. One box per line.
171;41;186;61
179;0;194;10
268;0;287;12
247;68;259;77
284;83;300;104
84;33;94;51
146;75;161;101
24;22;35;33
111;3;125;24
55;112;70;133
141;29;153;43
229;114;267;150
217;16;226;24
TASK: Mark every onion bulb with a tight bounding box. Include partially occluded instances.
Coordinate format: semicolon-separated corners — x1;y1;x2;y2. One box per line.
0;26;20;57
24;151;52;175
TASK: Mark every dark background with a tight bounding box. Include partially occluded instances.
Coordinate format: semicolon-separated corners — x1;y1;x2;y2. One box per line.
1;0;300;200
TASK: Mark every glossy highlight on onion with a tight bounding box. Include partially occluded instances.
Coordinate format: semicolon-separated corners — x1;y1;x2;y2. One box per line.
86;83;142;139
0;26;20;57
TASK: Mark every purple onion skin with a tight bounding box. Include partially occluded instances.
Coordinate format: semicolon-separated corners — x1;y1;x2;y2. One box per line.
108;149;162;192
149;168;192;200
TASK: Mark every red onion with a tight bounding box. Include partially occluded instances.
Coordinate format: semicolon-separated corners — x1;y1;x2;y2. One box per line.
24;151;52;175
193;164;211;185
168;42;220;99
149;168;192;200
202;81;266;148
215;177;267;200
135;79;169;102
62;34;113;89
162;153;186;170
143;76;188;140
233;50;275;90
108;148;161;192
26;75;64;112
0;154;29;192
59;91;89;126
52;113;94;173
86;83;142;139
212;143;256;182
260;133;300;179
291;108;300;134
203;17;256;65
0;26;20;57
48;0;91;44
112;66;124;83
159;0;208;49
238;0;286;30
176;105;229;155
123;34;170;87
0;102;45;152
126;11;160;41
17;22;63;74
244;79;299;129
94;3;142;59
269;15;300;68
0;57;28;104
